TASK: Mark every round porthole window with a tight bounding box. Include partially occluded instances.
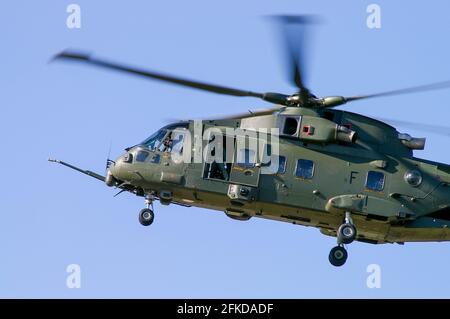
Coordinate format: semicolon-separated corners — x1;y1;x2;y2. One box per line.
404;169;422;187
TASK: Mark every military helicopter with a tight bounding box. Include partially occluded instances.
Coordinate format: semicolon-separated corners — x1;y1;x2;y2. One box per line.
49;16;450;266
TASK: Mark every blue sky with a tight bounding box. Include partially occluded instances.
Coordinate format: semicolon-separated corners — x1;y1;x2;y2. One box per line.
2;0;450;298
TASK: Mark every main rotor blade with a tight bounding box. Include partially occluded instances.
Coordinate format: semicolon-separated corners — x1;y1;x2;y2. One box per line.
272;15;321;101
203;106;285;120
53;50;266;98
346;80;450;102
378;118;450;137
164;106;284;122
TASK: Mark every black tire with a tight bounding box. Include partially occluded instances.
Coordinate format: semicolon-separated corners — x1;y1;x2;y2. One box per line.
338;223;357;244
139;208;154;226
328;246;348;267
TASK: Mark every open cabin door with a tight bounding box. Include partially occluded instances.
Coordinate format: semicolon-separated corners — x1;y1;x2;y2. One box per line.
229;136;261;187
201;127;267;188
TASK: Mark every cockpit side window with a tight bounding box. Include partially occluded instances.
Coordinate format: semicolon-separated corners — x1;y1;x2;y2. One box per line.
142;129;167;150
158;133;172;152
140;123;189;151
171;130;185;155
152;128;187;154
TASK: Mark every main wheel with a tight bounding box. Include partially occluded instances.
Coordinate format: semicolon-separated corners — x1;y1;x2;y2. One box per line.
139;208;154;226
329;246;348;267
338;223;357;244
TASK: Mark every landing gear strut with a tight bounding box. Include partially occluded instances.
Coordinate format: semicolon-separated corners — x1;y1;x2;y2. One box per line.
139;194;155;226
337;212;357;245
329;212;357;267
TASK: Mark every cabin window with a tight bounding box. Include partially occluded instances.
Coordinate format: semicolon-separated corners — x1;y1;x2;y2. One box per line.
259;143;285;174
136;150;149;162
262;155;287;174
237;148;256;168
366;171;385;191
277;156;287;174
295;159;315;179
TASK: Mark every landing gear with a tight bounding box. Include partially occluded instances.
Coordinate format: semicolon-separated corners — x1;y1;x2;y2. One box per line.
139;193;155;226
329;212;357;267
337;212;357;244
139;208;154;226
338;223;357;244
329;246;348;267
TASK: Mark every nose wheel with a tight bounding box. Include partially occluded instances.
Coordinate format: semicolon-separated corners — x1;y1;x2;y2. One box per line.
139;193;155;226
329;245;348;267
139;208;154;226
329;212;356;267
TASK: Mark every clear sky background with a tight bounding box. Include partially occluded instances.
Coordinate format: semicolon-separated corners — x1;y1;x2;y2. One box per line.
2;0;450;298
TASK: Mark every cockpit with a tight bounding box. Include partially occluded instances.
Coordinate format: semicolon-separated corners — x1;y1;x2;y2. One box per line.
110;122;189;167
141;128;168;151
140;122;189;152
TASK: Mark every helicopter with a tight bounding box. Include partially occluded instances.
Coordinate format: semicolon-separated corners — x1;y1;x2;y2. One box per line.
49;16;450;267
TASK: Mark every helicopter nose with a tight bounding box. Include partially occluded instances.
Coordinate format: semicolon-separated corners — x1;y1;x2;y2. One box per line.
105;151;135;187
105;158;122;187
105;168;117;187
